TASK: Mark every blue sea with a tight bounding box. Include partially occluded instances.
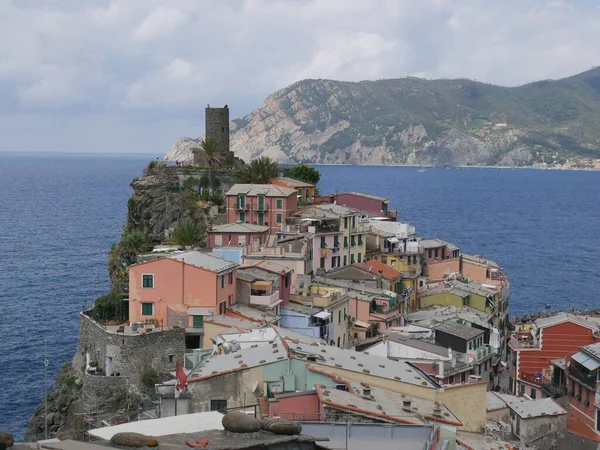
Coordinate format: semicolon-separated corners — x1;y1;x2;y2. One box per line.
0;154;599;439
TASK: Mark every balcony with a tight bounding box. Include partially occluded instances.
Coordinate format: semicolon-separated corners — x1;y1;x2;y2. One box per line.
473;345;494;363
237;203;249;211
441;357;472;377
369;304;400;320
250;290;281;308
509;336;539;350
253;203;269;212
350;225;367;234
568;365;598;390
316;223;340;233
541;383;568;398
520;371;544;386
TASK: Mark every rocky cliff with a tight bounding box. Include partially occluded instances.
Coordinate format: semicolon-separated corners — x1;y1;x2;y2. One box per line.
166;68;600;168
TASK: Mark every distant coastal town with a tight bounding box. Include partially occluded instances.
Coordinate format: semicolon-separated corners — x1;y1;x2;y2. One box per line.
13;107;599;450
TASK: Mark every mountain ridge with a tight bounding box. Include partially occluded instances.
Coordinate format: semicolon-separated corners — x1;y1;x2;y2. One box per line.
166;68;600;168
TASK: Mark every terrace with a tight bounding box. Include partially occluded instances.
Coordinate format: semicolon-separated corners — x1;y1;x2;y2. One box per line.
249;280;282;308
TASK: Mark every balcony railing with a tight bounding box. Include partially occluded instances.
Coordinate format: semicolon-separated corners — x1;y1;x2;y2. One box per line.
249;290;281;307
253;203;268;211
541;383;568;398
474;345;494;363
509;336;539;349
350;226;367;234
316;223;340;233
442;358;472;377
568;366;598;389
236;203;249;211
520;371;544;386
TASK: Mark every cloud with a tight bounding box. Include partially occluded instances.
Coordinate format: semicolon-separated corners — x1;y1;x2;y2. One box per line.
0;0;598;152
132;7;188;42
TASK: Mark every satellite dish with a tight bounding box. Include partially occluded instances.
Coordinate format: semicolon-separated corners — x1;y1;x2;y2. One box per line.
252;381;258;392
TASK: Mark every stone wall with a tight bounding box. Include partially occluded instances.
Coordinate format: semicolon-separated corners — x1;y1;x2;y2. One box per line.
324;407;386;424
518;414;566;449
82;373;129;402
73;312;185;384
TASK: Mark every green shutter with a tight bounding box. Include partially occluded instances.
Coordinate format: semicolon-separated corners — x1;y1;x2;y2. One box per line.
276;199;283;209
276;213;282;224
141;303;153;315
193;315;204;328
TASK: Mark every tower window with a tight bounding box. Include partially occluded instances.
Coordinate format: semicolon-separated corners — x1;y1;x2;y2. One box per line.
222;127;225;132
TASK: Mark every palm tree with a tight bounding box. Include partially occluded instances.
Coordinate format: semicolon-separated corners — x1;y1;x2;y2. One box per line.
121;232;147;255
237;156;280;184
191;138;225;188
172;219;204;248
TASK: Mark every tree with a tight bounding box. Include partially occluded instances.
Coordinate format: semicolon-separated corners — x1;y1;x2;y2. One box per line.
286;164;321;185
191;138;225;187
236;156;280;184
121;232;148;255
172;219;204;247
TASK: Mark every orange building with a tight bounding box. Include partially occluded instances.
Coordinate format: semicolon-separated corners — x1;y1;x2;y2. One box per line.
269;176;315;206
128;251;238;334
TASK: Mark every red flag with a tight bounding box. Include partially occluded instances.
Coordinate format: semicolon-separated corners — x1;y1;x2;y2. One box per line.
175;361;187;398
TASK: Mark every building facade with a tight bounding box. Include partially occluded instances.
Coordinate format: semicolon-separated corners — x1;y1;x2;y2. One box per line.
225;184;298;235
207;223;269;249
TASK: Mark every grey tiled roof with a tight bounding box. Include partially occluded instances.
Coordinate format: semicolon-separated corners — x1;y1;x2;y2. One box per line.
435;321;483;340
507;398;566;419
288;341;439;389
534;313;600;331
383;334;449;357
225;184;297;197
167;251;237;273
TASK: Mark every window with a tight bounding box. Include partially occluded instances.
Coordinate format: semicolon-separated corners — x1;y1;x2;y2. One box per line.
530;388;536;399
285;273;289;288
276;198;283;209
168;354;174;363
320;257;325;268
221;276;225;289
334;236;340;247
351;236;356;246
344;307;346;319
237;194;246;209
211;399;227;412
305;188;310;198
428;249;432;258
337;337;340;347
321;236;327;248
338;311;341;324
193;315;204;328
141;302;153;316
257;195;265;210
228;294;233;306
343;334;345;347
344;236;348;248
434;248;439;258
239;211;245;222
219;302;226;314
381;256;387;264
449;375;455;384
214;234;223;246
239;235;246;246
331;257;336;268
352;216;356;228
258;212;264;225
343;255;347;266
228;272;233;285
351;254;355;264
358;235;363;245
358;253;362;263
276;213;283;224
298;189;303;199
142;274;154;288
344;217;348;229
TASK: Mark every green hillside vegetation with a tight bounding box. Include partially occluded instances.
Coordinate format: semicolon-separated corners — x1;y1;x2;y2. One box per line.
234;67;600;166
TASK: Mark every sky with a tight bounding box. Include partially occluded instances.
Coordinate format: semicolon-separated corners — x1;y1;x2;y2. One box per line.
1;0;599;154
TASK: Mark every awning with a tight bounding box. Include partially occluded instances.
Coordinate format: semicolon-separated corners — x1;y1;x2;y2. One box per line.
302;218;320;222
251;280;273;289
313;311;331;320
572;351;600;371
388;237;400;243
353;320;370;329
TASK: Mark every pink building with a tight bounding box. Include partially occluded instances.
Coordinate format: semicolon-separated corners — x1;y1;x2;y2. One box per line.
128;251;238;331
419;239;461;270
207;223;269;249
317;192;397;221
225;184;298;236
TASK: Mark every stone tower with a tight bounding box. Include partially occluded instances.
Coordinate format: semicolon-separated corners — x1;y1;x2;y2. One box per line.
205;105;230;153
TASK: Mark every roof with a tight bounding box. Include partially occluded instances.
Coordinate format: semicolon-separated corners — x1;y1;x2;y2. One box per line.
225;183;297;197
341;192;388;202
292;204;360;220
407;305;492;330
205;315;263;330
242;260;294;274
507;398;566;419
188;339;288;381
281;302;324;316
271;176;314;188
534;313;600;331
167;251;238;273
419;238;459;250
87;411;224;440
353;260;402;280
209;223;270;233
314;382;461;426
288;341;439;389
420;279;497;298
226;304;280;324
274;326;327;345
582;342;600;360
435;321;483;341
383;334;449;358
